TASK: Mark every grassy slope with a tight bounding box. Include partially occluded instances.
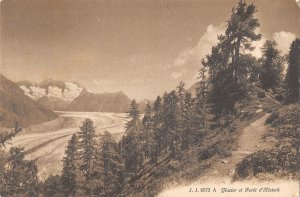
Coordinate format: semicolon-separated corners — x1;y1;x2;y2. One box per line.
122;85;280;197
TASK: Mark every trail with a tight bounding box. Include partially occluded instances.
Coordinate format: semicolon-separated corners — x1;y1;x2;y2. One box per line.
196;113;272;183
178;113;273;185
158;113;288;197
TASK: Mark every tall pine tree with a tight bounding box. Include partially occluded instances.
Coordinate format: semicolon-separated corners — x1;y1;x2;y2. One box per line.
285;38;300;103
78;118;103;195
100;131;124;197
121;100;143;174
203;0;261;115
259;40;284;90
62;133;80;196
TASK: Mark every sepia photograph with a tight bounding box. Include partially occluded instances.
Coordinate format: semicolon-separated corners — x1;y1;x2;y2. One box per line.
0;0;299;196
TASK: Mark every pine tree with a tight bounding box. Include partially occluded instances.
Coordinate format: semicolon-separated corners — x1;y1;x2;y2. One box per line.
180;92;196;150
151;96;163;161
203;0;261;115
142;102;153;131
176;81;186;116
77;118;103;195
0;118;34;196
176;82;192;151
100;131;124;197
241;54;260;83
203;42;235;115
259;40;284;89
141;102;154;160
285;38;300;103
161;91;180;157
4;147;39;196
43;175;63;197
61;134;79;196
226;0;261;83
195;65;208;125
126;100;142;132
121;100;143;174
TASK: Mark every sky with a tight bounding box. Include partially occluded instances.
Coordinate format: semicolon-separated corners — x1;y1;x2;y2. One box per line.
1;0;299;100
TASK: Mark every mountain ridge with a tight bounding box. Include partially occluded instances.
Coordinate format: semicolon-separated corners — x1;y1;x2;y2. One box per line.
18;80;133;113
0;74;58;127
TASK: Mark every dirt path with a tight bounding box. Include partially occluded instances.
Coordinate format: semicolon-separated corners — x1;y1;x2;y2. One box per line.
158;113;288;197
238;113;272;152
195;113;272;183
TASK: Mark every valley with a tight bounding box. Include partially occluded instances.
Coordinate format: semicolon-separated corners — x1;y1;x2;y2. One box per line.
7;111;128;180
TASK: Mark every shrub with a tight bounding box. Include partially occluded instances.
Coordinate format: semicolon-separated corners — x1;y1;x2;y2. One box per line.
235;146;299;179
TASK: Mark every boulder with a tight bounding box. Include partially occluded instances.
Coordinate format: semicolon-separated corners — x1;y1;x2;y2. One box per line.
221;159;229;164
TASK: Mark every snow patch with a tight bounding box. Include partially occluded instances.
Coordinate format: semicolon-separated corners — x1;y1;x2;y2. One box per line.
30;86;46;99
19;82;83;102
63;82;83;102
48;86;63;98
20;85;33;98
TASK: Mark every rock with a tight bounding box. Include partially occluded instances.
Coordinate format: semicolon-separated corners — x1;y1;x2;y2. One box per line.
256;109;263;113
256;145;260;148
228;169;235;176
257;104;263;108
264;136;278;143
257;91;266;98
221;159;229;164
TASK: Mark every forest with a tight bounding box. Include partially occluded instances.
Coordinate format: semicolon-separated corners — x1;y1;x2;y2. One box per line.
0;1;299;196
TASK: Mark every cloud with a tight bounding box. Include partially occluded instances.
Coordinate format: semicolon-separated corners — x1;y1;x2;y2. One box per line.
170;69;187;79
273;31;296;54
93;79;116;86
167;24;296;89
247;30;296;58
172;24;225;68
296;0;300;8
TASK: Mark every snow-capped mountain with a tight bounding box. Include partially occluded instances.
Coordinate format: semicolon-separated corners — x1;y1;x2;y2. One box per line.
19;80;84;103
18;80;132;112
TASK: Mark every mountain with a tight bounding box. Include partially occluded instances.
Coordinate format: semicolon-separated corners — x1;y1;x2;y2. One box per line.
65;90;131;113
0;74;58;127
18;79;136;113
18;79;84;110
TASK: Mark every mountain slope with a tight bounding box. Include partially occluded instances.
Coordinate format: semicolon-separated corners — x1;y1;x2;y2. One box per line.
65;90;131;113
0;74;58;127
